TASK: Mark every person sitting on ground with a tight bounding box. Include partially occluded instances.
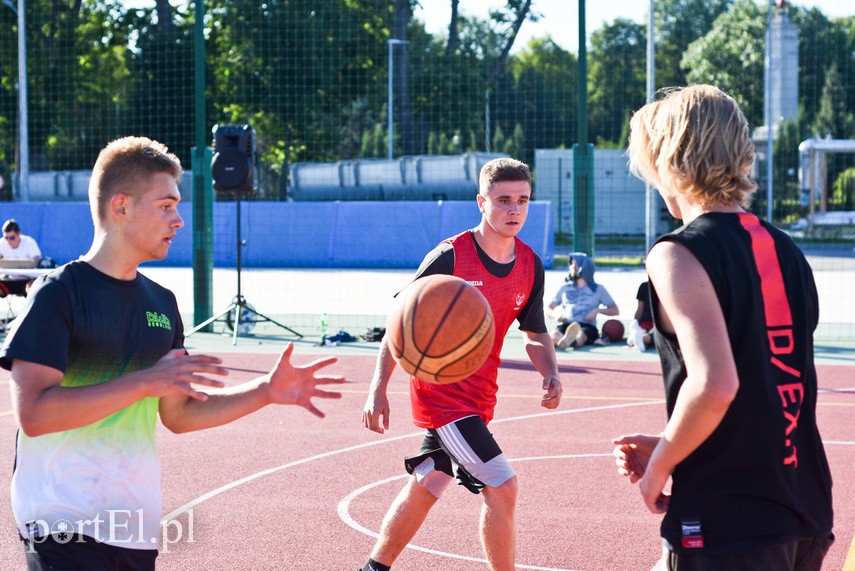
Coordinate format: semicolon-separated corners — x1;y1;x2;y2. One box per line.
0;219;42;296
627;280;655;352
546;253;618;349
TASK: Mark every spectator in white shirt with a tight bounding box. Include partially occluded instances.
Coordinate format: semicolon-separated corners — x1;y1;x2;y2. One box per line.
0;219;42;295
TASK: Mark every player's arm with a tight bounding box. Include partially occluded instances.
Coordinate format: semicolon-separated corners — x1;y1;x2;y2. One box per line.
361;244;455;434
522;330;562;409
160;343;344;433
519;257;561;409
637;240;739;514
361;338;398;434
11;351;227;437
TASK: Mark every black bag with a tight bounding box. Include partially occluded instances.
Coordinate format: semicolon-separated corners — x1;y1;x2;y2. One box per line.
360;327;386;342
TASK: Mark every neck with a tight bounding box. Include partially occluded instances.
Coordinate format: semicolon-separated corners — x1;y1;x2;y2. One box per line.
81;232;139;281
472;225;515;263
679;200;742;225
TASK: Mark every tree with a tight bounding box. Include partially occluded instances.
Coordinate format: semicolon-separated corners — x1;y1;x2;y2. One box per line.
681;0;766;128
813;62;847;139
654;0;733;88
500;37;577;164
588;19;646;146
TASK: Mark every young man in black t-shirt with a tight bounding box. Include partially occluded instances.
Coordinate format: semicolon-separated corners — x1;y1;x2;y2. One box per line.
3;136;344;570
612;85;833;570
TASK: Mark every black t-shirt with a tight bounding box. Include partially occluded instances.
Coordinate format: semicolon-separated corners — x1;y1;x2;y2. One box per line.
0;261;184;379
635;281;652;323
413;231;547;334
652;212;832;555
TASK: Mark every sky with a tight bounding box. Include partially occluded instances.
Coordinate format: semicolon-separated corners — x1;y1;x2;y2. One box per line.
415;0;855;53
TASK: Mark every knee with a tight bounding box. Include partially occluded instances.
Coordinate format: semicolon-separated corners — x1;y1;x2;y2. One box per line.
483;476;518;510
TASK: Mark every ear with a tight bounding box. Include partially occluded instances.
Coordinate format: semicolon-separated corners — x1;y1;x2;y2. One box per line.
109;194;129;219
476;193;486;213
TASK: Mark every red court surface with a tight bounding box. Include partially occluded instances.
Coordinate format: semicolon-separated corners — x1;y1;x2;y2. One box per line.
0;352;852;570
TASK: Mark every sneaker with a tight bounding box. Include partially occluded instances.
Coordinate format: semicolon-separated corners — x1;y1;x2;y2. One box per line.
565;322;582;345
633;325;647;353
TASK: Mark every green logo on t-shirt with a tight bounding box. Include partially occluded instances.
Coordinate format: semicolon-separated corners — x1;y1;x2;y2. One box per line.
146;312;172;330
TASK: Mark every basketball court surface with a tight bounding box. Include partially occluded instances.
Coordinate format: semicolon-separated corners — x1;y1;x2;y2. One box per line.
0;263;852;570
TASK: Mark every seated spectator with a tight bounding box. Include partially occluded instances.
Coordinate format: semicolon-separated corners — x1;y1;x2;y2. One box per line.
0;219;42;296
546;253;618;350
627;280;655;352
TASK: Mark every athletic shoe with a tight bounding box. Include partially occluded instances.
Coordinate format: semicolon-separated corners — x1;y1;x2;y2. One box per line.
633;324;647;353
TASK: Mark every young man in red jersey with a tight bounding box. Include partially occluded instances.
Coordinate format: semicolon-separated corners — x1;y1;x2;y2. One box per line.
360;157;563;571
613;85;833;570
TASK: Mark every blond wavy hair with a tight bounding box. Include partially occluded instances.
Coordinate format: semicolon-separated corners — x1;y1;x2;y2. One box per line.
628;85;757;208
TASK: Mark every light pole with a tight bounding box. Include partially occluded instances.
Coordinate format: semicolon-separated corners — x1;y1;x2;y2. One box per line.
3;0;28;200
387;38;408;160
764;0;775;222
644;0;657;254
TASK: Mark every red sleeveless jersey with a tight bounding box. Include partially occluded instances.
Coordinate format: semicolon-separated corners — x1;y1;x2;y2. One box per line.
409;230;536;428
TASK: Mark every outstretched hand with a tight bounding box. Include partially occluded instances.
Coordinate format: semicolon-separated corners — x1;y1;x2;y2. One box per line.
264;343;345;418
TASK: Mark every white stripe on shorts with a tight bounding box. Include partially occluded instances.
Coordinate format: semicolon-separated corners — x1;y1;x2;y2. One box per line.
436;416;480;465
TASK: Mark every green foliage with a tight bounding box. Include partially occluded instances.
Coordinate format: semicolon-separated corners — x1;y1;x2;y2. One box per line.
0;0;851;220
588;19;646;146
813;62;848;139
682;0;766;128
831;168;855;210
654;0;733;88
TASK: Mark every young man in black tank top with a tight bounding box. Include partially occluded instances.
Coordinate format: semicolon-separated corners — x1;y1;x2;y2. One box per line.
612;85;833;570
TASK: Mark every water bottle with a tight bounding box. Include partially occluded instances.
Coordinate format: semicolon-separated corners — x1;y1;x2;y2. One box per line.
320;312;329;342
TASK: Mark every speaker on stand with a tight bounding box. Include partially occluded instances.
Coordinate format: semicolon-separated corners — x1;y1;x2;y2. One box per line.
187;124;301;344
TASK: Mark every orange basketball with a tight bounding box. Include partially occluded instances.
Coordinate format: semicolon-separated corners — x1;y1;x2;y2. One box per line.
385;274;495;384
602;319;625;343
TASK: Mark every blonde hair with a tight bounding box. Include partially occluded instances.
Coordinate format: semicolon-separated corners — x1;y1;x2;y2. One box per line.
89;136;183;222
627;85;757;208
479;157;531;195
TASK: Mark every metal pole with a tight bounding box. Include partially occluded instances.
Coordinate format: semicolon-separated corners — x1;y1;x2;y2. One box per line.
192;0;213;330
765;1;775;222
8;0;29;200
485;88;491;153
573;0;595;256
387;40;394;160
644;0;656;254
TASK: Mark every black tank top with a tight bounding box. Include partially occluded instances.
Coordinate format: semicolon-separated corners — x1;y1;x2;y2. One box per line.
652;212;833;555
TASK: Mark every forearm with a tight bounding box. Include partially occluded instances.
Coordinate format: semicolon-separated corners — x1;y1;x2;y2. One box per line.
14;374;146;437
160;377;270;433
599;304;619;317
369;338;397;394
647;376;734;476
524;332;560;378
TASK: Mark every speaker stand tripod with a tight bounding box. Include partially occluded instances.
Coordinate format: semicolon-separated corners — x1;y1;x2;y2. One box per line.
186;194;302;345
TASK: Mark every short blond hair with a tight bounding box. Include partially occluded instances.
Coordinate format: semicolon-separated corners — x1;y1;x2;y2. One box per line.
627;85;757;208
479;157;531;195
89;136;183;223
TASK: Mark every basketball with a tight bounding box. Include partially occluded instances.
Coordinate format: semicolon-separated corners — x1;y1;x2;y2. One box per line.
602;319;625;343
385;274;495;384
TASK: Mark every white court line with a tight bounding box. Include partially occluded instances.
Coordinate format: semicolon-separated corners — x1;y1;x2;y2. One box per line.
161;400;662;523
336;453;613;571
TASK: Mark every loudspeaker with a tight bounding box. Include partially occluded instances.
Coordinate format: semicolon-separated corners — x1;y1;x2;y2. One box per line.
212;124;256;195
